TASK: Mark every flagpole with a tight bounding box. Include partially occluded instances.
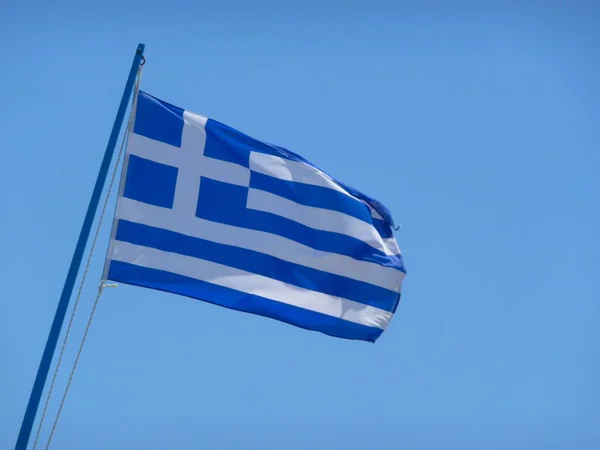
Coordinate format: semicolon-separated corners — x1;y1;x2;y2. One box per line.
14;43;146;450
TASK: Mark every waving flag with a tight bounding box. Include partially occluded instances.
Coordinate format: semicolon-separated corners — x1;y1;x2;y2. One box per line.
103;91;406;342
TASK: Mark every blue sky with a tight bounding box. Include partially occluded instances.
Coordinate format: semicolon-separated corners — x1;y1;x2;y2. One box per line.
1;1;598;449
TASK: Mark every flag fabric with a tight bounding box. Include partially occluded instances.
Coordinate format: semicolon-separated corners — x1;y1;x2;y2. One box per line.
103;91;406;342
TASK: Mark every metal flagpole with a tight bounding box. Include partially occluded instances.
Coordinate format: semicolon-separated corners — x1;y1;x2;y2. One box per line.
14;43;146;450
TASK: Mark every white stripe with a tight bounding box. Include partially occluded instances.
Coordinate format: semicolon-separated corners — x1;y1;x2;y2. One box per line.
112;241;392;330
384;238;400;255
250;152;350;196
249;152;396;250
116;197;404;292
247;189;400;256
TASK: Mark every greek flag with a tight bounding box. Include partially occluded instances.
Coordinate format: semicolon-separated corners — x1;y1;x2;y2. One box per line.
103;91;406;342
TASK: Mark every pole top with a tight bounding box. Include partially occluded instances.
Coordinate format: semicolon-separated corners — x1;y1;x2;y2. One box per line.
136;44;146;66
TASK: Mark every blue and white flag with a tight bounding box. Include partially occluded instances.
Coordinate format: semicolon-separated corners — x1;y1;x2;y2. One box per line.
103;91;406;342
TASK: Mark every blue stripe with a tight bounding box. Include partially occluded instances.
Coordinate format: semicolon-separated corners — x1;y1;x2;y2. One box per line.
203;118;316;168
203;118;253;166
337;180;397;230
249;172;393;239
371;217;393;239
196;178;406;272
107;260;384;342
115;220;400;312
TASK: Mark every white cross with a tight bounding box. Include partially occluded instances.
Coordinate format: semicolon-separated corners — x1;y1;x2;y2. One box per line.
125;111;250;219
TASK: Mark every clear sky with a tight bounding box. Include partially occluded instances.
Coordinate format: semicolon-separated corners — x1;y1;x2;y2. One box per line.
1;1;598;449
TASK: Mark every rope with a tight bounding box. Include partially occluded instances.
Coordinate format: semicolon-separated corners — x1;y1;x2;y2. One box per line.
32;64;144;450
43;282;113;450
